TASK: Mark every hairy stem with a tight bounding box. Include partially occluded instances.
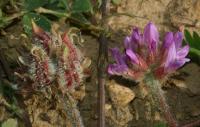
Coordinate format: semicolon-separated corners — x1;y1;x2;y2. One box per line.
59;92;84;127
156;84;178;127
148;79;200;127
146;79;178;127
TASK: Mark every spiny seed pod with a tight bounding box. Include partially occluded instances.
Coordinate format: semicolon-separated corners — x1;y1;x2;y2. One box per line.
57;39;83;91
29;46;55;89
31;21;91;91
32;20;51;53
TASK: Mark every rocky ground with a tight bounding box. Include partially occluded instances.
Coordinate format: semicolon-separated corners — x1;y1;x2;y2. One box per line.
0;0;200;127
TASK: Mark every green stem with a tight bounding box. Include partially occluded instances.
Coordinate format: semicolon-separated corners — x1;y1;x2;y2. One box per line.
0;11;27;29
35;7;69;17
106;12;148;20
4;11;26;22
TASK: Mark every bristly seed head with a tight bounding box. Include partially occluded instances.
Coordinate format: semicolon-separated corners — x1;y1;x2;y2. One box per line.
30;46;55;89
30;22;90;91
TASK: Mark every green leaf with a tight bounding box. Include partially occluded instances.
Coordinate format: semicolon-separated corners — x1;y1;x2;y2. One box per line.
0;9;3;17
22;13;51;36
31;14;51;32
193;31;200;50
43;0;69;12
153;122;167;127
190;47;200;57
2;119;18;127
184;29;200;64
112;0;121;5
184;29;195;47
189;47;200;64
71;13;90;25
72;0;92;13
184;29;193;46
58;0;69;10
24;0;48;11
49;0;57;4
22;14;32;36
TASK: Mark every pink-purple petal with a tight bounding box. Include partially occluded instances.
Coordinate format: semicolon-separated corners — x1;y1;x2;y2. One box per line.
108;64;128;75
174;32;183;49
126;49;139;64
131;28;143;45
124;28;143;51
163;32;174;49
124;36;132;50
144;22;159;52
176;45;189;59
163;40;176;69
108;48;128;75
167;58;190;72
110;48;126;65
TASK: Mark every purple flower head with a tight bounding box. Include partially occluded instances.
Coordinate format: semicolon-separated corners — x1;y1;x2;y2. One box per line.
108;22;190;81
161;32;190;74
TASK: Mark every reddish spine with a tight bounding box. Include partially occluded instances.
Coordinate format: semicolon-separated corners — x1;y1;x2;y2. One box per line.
62;33;81;87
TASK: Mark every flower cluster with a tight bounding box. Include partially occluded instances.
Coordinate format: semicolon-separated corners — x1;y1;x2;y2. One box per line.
29;22;90;91
108;22;190;81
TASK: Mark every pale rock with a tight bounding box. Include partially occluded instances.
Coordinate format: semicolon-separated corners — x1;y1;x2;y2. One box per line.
107;80;135;107
71;85;86;101
105;106;133;127
105;104;112;111
171;79;187;89
32;121;53;127
154;111;161;121
168;0;200;33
